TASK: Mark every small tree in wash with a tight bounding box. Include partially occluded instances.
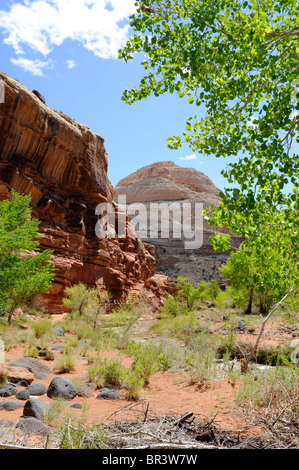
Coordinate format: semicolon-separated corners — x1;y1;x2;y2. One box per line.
0;190;54;323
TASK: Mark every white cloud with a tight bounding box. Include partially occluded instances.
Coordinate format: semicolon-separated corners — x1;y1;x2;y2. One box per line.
66;59;78;69
0;0;136;61
180;153;198;161
10;56;54;76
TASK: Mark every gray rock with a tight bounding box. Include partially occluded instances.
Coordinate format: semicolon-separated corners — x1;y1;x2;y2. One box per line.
0;400;24;411
47;376;77;400
0;384;17;397
8;379;30;387
9;361;34;373
51;344;64;351
16;389;31;401
23;398;51;421
34;373;48;380
96;388;120;400
53;327;65;336
234;320;247;333
24;382;47;396
78;342;92;350
12;357;53;375
16;417;51;436
70;403;82;409
77;384;94;398
38;350;55;360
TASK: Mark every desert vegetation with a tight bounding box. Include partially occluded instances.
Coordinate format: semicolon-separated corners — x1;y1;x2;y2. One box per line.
0;276;298;449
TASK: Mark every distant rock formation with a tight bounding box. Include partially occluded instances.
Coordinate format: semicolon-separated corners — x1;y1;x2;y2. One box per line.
115;161;241;286
0;72;155;312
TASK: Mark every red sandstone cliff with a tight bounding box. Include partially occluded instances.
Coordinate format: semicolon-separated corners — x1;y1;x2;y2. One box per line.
0;72;155;312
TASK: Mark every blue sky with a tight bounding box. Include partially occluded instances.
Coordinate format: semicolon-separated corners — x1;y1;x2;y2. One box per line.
0;0;232;191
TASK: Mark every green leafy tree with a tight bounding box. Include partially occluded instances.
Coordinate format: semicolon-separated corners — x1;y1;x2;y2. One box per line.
119;1;299;370
62;283;110;329
177;276;207;310
205;279;221;301
119;1;298;203
119;0;298;309
220;242;292;314
0;190;54;322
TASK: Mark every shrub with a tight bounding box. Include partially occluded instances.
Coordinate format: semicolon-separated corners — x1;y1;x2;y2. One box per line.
236;367;299;410
161;295;188;317
30;318;52;338
88;357;125;389
126;340;170;385
121;371;144;401
54;352;77;374
63;283;110;328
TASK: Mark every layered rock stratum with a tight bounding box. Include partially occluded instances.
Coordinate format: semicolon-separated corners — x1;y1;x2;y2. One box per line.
115;161;241;285
0;72;155;312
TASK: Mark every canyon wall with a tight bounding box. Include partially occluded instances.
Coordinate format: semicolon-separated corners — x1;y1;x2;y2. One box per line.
0;72;155;312
115;161;242;286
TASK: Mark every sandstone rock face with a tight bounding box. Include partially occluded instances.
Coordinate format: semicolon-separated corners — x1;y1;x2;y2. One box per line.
115;161;241;285
0;72;155;311
0;366;35;384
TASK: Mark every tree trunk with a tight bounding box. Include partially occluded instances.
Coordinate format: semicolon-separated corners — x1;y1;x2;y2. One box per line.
7;301;18;324
242;287;297;373
259;296;269;315
244;288;253;315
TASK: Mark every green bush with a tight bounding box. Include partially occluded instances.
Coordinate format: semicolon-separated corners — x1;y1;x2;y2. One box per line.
126;340;170;385
88;357;126;389
161;295;188;317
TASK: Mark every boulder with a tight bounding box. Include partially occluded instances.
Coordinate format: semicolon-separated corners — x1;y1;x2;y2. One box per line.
53;327;65;336
0;384;17;397
23;382;47;397
37;350;55;360
9;357;53;376
15;389;31;401
1;365;34;384
96;388;120;400
47;376;77;400
16;417;51;436
0;400;24;411
76;384;94;398
23;398;52;421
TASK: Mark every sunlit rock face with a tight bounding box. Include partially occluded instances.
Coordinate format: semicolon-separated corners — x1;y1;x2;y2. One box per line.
115;161;241;286
0;72;155;312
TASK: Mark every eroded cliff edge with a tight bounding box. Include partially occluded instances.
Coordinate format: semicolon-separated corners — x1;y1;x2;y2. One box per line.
0;72;155;312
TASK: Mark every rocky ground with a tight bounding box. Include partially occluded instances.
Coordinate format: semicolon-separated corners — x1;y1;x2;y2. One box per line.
0;295;298;450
